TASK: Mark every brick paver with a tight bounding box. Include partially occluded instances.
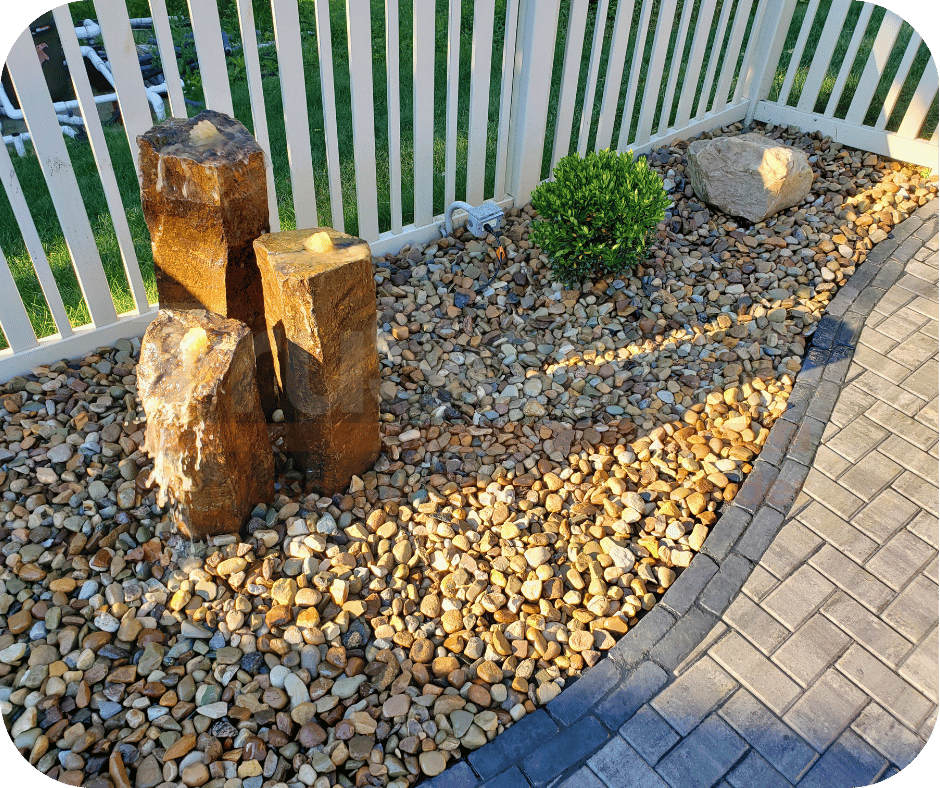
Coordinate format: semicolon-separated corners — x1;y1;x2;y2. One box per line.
431;201;938;788
651;657;738;736
622;214;938;788
772;614;852;687
783;668;870;753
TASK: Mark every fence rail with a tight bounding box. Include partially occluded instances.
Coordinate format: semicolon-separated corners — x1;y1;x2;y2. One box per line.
749;0;938;166
0;0;937;379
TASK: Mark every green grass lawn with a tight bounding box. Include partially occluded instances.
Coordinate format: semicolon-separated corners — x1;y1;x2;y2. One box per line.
0;0;936;348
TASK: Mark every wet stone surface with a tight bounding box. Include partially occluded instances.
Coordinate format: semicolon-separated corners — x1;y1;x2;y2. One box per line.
136;309;274;540
0;122;936;786
254;228;381;497
138;109;274;413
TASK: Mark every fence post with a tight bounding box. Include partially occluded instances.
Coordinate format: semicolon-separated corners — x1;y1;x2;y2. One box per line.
743;0;799;125
506;0;560;205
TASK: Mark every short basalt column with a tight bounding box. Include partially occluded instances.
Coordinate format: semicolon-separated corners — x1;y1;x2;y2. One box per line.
138;109;275;411
137;308;274;539
254;228;380;495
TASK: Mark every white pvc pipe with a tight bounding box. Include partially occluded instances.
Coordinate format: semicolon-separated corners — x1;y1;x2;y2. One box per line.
4;126;78;157
81;46;116;88
145;86;166;120
82;45;168;120
128;16;198;28
74;19;102;39
0;82;22;119
0;47;113;120
1;81;114;120
0;48;169;124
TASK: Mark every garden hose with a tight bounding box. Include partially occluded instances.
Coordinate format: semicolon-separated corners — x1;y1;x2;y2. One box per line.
452;221;509;309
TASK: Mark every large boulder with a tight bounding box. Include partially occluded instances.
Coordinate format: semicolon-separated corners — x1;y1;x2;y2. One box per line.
686;133;813;223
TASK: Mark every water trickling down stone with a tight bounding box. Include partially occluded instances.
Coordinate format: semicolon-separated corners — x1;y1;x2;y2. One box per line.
254;227;381;495
136;309;274;539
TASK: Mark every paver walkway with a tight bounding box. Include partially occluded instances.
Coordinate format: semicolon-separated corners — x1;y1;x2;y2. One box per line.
554;223;940;787
428;204;939;788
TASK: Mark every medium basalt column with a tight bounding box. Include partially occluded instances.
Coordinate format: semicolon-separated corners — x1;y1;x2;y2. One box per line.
138;109;275;412
137;308;274;539
254;228;380;495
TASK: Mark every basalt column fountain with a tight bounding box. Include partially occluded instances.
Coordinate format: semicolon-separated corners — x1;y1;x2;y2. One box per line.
136;111;380;535
254;228;381;495
138;109;275;413
136;309;274;539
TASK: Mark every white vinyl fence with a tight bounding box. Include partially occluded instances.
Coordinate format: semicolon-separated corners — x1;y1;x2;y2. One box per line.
0;0;937;379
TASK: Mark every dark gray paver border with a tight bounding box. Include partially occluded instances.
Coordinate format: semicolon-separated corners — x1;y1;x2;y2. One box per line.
428;197;939;787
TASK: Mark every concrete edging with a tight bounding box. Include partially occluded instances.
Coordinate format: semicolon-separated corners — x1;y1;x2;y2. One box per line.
428;198;940;788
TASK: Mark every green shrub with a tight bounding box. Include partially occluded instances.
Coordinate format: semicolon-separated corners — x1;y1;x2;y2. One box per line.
530;149;670;285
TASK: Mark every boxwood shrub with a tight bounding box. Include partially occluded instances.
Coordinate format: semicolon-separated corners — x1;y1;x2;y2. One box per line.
530;148;670;285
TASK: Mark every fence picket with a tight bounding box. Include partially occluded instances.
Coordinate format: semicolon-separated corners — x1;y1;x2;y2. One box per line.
897;56;938;140
635;0;679;145
0;247;38;353
234;0;280;233
658;0;696;136
183;1;232;114
6;30;118;328
444;0;462;209
712;0;754;111
777;0;820;106
271;0;318;229
147;0;187;118
385;0;403;234
824;2;875;117
184;0;234;116
576;0;610;156
694;0;733;119
550;0;589;167
413;0;435;227
617;0;656;151
0;140;73;337
595;0;635;152
845;11;903;126
795;0;850;112
508;0;561;203
346;0;379;241
733;0;769;103
466;0;495;205
753;102;935;165
493;0;520;198
54;6;150;314
875;32;923;130
93;0;156;175
314;0;345;232
666;0;716;135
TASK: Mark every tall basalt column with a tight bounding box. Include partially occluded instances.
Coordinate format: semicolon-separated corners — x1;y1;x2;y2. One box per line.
254;228;381;495
138;110;275;412
137;308;274;539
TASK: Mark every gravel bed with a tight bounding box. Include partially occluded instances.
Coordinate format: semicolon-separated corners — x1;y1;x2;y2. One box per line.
1;122;936;788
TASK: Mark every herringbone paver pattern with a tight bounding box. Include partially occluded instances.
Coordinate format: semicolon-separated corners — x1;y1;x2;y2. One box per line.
587;231;939;787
